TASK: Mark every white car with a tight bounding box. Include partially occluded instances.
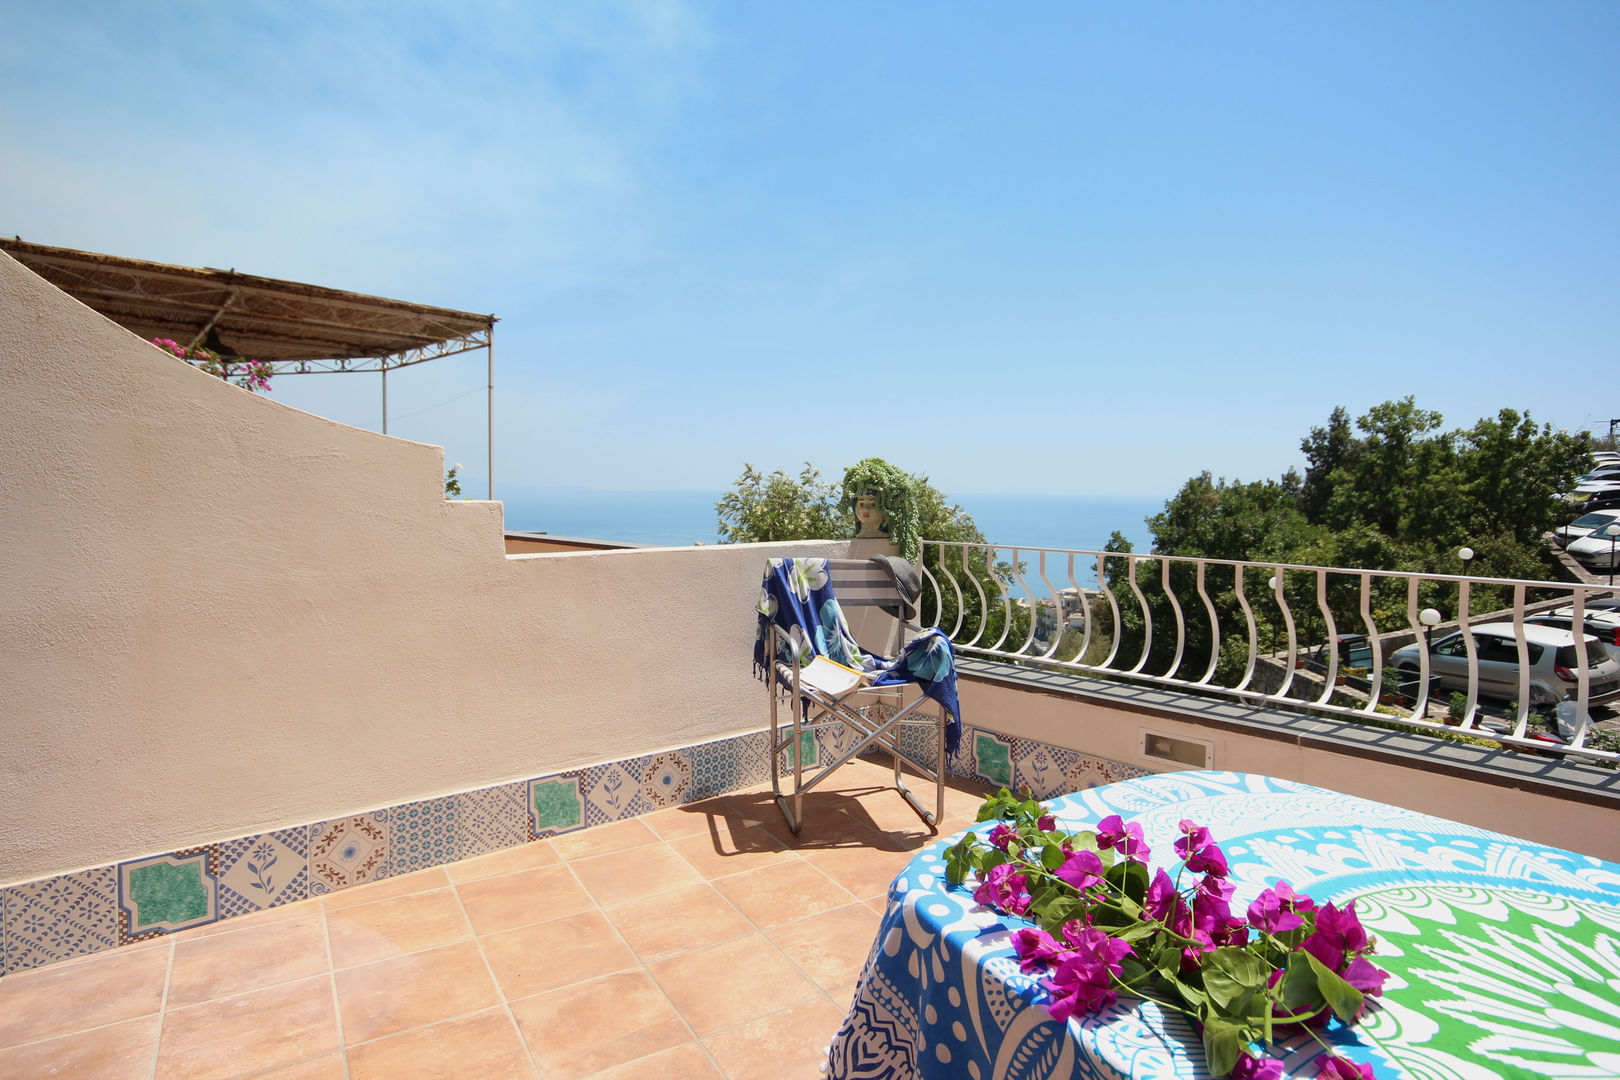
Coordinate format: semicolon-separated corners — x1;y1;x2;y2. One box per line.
1528;609;1620;663
1555;509;1620;548
1389;622;1620;706
1569;531;1620;572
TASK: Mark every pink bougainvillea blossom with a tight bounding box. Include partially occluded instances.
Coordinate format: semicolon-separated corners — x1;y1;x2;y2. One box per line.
1042;925;1135;1022
1175;819;1230;877
1054;849;1104;892
1095;814;1151;862
1316;1054;1375;1079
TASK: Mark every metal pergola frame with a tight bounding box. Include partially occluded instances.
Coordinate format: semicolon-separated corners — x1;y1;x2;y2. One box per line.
1;237;500;497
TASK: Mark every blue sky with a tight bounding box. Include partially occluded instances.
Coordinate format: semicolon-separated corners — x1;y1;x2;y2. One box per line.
3;2;1617;500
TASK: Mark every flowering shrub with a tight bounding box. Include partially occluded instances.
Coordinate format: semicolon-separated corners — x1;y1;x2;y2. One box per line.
152;338;273;393
944;789;1388;1079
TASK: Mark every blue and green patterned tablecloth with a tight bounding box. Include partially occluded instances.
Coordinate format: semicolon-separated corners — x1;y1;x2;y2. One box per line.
827;770;1620;1079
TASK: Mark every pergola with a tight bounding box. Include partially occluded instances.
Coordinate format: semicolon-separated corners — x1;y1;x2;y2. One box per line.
1;238;499;497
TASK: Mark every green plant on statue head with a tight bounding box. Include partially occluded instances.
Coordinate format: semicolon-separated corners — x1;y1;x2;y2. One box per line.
840;457;922;561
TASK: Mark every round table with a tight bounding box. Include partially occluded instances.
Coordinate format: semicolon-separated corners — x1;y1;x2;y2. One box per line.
826;770;1620;1079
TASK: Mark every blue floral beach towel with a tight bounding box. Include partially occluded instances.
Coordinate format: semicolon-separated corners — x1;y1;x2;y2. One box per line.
754;557;961;754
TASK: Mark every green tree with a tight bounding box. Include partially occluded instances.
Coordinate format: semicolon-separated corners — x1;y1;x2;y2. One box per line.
715;463;843;543
714;460;1023;645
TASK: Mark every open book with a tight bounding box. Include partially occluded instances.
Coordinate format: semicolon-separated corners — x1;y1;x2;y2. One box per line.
798;656;872;697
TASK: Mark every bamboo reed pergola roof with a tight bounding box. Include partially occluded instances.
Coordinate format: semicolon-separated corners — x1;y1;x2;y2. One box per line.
0;237;495;373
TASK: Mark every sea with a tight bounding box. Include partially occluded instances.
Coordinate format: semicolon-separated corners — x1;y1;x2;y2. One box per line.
497;489;1165;553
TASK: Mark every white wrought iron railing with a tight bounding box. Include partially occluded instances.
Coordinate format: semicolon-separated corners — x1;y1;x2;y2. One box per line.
919;540;1620;764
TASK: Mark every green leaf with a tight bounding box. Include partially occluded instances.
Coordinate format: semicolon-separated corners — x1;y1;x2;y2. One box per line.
1041;844;1067;872
1201;1017;1246;1078
1303;950;1365;1023
1114;920;1160;944
1202;948;1267;1014
1105;858;1151;906
943;836;978;886
1280;951;1324;1016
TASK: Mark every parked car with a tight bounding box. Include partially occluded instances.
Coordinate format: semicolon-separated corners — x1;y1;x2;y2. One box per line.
1527;609;1620;662
1554;509;1620;547
1389;622;1620;706
1576;495;1620;514
1568;531;1620;572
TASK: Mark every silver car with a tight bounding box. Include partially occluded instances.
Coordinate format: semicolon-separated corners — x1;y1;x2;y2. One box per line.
1390;621;1620;706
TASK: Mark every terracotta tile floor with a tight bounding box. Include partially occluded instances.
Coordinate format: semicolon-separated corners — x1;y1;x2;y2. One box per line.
0;757;995;1080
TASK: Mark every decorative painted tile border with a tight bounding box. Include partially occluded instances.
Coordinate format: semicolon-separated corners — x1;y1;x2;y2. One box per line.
0;721;1143;977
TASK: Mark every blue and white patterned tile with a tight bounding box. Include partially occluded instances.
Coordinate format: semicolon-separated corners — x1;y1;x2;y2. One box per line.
946;724;979;780
1015;742;1071;801
583;760;651;826
3;867;119;973
118;849;218;941
458;782;528;858
308;812;389;895
685;738;738;801
215;829;309;919
388;796;460;875
529;772;586;838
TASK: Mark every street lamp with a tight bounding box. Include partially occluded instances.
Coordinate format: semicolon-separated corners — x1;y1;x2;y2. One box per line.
1420;607;1441;644
1456;547;1474;622
1415;608;1442;708
1606;524;1620;587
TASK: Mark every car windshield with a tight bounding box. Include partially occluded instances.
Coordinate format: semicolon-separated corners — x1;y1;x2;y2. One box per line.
1572;514;1619;528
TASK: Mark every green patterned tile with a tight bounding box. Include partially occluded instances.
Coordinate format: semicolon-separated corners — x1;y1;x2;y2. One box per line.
117;850;217;937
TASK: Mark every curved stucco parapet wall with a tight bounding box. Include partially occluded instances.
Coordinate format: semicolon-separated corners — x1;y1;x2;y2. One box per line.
0;251;851;884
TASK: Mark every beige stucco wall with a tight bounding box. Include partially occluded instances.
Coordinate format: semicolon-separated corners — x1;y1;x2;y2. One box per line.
0;251;848;885
960;676;1620;862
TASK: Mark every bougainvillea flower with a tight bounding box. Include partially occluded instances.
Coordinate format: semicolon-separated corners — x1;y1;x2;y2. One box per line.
1058;918;1094;947
1302;901;1370;969
1037;813;1057;832
1095;814;1151;861
1055;849;1104;891
1011;927;1068;974
1341;956;1388;1003
1042;926;1134;1022
1145;869;1179;922
1315;1054;1374;1079
988;823;1019;851
1196;873;1234;903
1248;886;1306;936
1231;1051;1285;1080
1196;888;1249;949
1175;820;1230;877
974;863;1035;917
1274;879;1316;915
974;863;1019;908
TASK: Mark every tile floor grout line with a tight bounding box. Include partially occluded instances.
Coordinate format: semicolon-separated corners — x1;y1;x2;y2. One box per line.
555;832;733;1079
448;867;546;1079
652;814;874;1077
144;938;176;1080
318;895;355;1080
560;829;754;1080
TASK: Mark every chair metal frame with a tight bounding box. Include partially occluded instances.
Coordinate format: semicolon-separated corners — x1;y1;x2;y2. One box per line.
766;559;948;834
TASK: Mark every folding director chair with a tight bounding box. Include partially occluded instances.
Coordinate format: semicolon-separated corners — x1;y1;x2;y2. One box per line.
757;557;959;835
